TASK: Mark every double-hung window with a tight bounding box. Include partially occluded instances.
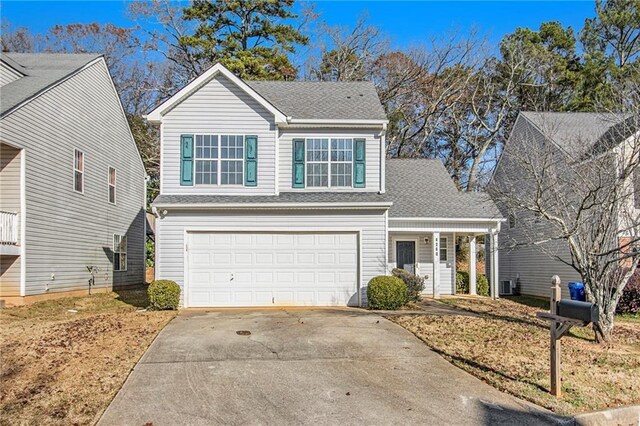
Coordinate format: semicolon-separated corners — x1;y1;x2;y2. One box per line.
113;234;127;271
108;167;116;204
305;138;353;188
74;149;84;193
194;134;243;185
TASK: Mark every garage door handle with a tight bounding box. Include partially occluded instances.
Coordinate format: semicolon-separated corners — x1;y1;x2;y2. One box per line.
230;273;234;281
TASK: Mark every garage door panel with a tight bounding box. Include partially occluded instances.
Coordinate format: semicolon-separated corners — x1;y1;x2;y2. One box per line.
187;232;358;307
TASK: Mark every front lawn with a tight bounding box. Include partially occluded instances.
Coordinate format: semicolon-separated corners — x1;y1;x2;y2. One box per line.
0;287;176;425
388;297;640;415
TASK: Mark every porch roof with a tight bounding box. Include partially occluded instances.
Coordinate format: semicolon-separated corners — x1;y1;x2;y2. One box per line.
385;159;502;220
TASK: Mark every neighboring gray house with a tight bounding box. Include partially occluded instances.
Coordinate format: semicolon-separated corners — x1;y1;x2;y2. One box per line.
0;53;146;305
491;112;640;298
146;63;503;308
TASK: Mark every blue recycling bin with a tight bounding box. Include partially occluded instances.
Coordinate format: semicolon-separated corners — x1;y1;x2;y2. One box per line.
567;282;586;302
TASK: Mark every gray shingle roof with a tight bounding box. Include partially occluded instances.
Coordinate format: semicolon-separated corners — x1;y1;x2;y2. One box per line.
245;80;387;121
154;159;502;220
520;111;635;156
384;159;501;219
1;53;101;117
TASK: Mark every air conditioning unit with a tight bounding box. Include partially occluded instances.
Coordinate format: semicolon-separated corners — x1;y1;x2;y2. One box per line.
500;280;513;296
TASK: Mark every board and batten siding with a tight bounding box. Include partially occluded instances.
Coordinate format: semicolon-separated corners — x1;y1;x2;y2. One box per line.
155;209;388;306
0;59;146;296
278;128;382;192
388;233;455;295
0;61;23;87
161;74;277;195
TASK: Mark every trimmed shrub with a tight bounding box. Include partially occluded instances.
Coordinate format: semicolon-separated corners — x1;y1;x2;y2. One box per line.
367;276;408;310
148;280;180;310
456;271;469;294
477;273;489;296
617;273;640;314
456;271;489;296
392;268;426;302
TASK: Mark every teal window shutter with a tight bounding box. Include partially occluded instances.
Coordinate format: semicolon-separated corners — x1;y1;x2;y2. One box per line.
180;134;194;186
245;135;258;187
353;138;366;188
292;139;305;188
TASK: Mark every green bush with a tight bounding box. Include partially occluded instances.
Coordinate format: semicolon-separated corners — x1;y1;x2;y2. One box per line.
456;271;489;296
148;280;180;310
367;276;408;310
477;273;489;296
456;271;470;294
392;268;425;302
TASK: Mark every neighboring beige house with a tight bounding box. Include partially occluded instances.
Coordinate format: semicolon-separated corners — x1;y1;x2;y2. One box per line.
491;112;640;298
146;62;503;308
0;53;146;306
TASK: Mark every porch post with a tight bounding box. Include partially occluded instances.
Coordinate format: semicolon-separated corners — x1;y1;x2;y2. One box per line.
432;232;440;299
469;235;477;295
490;232;499;299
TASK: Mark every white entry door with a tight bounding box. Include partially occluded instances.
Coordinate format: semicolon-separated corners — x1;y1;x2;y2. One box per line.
186;232;359;307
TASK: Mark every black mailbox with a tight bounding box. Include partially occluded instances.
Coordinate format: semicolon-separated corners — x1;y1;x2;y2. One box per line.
556;300;599;323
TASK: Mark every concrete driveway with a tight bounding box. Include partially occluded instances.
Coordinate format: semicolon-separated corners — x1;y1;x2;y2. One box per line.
99;308;566;426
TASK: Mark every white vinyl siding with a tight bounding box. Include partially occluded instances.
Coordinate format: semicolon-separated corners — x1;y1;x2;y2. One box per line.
279;129;382;192
155;209;388;307
161;74;276;195
0;61;23;86
0;60;146;295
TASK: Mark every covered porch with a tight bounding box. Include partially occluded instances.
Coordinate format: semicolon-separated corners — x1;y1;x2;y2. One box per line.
387;218;503;298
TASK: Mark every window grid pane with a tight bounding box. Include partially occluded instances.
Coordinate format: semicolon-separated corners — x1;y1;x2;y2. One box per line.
74;150;83;192
331;138;353;187
195;135;219;185
221;160;243;185
331;163;352;187
113;234;127;271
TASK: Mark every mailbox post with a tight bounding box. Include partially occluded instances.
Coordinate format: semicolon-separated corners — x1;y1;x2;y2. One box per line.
536;275;599;398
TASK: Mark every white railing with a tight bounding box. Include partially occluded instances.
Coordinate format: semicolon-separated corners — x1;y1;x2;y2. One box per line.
0;211;18;245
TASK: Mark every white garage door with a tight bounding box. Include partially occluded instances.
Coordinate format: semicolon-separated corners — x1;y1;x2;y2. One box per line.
187;232;359;307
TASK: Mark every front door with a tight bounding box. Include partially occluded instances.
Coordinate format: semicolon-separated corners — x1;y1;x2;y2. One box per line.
396;241;416;272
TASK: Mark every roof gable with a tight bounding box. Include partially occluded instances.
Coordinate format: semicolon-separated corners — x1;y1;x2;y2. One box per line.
145;63;288;124
1;53;101;117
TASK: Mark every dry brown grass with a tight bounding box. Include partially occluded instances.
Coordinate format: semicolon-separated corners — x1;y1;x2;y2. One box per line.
0;287;176;425
388;297;640;415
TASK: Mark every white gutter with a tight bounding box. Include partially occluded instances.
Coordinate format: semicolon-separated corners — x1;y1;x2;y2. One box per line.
153;202;393;210
390;217;506;222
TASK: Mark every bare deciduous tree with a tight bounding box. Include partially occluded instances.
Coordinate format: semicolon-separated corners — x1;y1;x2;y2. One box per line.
490;85;640;342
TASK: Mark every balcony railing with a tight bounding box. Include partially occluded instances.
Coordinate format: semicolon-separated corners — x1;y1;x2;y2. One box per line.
0;211;18;245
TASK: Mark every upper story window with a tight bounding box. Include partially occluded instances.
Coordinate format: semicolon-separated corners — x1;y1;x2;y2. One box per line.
305;138;353;188
74;149;84;193
194;134;244;185
108;167;116;204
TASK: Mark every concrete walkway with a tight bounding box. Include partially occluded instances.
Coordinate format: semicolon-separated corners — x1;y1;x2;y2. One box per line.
99;308;568;426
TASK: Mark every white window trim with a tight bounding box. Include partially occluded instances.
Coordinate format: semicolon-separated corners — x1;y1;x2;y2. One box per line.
304;137;354;189
193;133;245;187
113;233;127;272
73;149;84;194
108;166;116;204
440;237;448;262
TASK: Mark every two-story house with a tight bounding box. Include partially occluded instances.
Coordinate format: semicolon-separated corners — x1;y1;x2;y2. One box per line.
146;63;503;308
490;112;640;298
0;53;146;306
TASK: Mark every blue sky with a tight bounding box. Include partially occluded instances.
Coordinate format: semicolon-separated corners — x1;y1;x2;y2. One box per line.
1;1;596;49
